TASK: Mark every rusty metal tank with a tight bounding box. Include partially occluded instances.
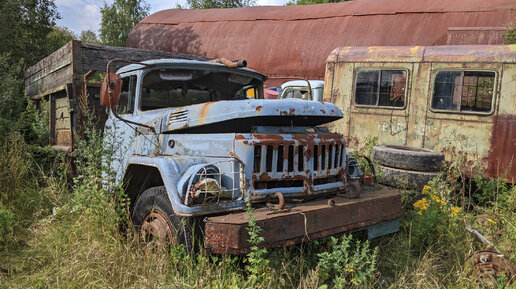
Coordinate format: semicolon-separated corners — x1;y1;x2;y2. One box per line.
127;0;515;84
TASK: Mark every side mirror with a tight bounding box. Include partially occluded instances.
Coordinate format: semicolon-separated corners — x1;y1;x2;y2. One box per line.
100;72;122;108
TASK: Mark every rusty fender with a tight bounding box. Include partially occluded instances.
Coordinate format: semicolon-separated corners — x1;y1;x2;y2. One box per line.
204;188;401;254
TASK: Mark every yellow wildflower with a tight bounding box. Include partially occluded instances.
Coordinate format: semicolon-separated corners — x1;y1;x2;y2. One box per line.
450;207;460;216
422;185;431;194
413;198;429;211
487;218;497;225
418;211;422;215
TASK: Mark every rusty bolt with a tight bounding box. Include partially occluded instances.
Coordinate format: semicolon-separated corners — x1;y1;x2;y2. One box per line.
168;139;175;148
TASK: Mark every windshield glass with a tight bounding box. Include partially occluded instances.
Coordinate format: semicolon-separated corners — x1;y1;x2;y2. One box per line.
140;68;263;111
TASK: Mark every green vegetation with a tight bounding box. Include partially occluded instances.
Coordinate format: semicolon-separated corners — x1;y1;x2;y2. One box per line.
184;0;255;10
286;0;350;6
1;113;514;288
100;0;150;47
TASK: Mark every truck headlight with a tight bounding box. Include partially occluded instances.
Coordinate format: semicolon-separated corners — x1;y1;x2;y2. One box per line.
178;160;243;205
346;153;363;180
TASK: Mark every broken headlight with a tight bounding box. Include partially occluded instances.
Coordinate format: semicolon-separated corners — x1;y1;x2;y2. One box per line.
178;159;243;205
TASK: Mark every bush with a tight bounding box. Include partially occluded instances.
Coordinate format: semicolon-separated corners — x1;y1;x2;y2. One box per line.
408;184;462;252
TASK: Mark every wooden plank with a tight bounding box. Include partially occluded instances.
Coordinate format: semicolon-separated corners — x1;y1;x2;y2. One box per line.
71;40;83;81
31;85;67;100
26;64;73;98
56;129;72;146
55;96;69;109
25;40;209;98
81;43;209;71
55;117;70;130
55;97;70;130
25;41;72;78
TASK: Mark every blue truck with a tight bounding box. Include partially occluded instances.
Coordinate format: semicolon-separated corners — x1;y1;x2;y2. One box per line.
25;41;401;254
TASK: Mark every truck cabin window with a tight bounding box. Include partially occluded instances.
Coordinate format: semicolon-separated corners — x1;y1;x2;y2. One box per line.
140;68;263;111
354;70;406;108
431;71;495;113
117;75;137;115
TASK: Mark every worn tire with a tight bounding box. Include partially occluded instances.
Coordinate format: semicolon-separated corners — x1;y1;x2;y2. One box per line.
379;165;440;190
132;186;197;251
372;145;444;172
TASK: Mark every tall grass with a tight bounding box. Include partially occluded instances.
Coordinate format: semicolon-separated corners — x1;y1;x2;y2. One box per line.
1;105;515;288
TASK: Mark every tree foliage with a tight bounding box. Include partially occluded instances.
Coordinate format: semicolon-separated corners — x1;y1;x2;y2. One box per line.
80;30;101;45
185;0;255;9
286;0;350;5
0;0;64;137
100;0;150;47
46;26;76;52
0;0;60;66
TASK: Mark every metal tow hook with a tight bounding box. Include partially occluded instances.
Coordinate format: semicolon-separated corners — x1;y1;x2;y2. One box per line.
266;192;289;213
275;192;285;210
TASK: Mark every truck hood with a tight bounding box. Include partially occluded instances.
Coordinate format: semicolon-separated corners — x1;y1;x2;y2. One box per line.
162;99;342;133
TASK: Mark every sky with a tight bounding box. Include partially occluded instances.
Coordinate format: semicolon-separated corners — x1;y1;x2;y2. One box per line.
55;0;289;36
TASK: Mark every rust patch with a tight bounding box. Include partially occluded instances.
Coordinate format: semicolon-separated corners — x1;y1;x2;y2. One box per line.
256;105;263;112
204;189;401;254
488;114;516;183
198;102;214;125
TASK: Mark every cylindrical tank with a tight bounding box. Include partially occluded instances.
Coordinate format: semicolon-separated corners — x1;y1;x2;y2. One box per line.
127;0;514;85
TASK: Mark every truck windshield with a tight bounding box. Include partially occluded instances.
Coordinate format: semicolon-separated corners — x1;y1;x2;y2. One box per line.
140;68;263;111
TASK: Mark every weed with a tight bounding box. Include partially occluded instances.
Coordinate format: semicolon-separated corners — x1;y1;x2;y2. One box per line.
317;234;378;288
245;196;270;286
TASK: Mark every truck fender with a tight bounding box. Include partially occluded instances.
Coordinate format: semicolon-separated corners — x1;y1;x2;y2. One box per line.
123;156;206;214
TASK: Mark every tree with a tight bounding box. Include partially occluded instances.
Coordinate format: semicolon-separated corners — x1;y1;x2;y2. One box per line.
0;0;61;136
45;26;76;53
286;0;350;5
80;30;101;45
100;0;150;47
185;0;255;9
0;0;60;66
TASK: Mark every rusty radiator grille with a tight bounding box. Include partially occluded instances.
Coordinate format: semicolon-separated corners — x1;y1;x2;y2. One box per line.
252;141;345;176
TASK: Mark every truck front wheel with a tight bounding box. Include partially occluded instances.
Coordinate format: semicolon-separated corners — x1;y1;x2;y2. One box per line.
131;186;194;251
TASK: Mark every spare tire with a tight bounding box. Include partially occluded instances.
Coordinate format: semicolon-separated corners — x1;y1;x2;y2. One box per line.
379;165;440;190
372;145;444;172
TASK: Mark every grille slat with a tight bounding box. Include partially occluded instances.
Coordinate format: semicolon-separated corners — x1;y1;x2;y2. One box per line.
252;138;345;189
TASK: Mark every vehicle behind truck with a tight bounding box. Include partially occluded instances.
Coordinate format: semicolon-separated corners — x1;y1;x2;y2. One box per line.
25;41;401;253
324;45;516;183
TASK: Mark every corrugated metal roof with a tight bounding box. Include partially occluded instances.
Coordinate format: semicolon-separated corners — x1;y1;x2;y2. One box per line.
127;0;515;84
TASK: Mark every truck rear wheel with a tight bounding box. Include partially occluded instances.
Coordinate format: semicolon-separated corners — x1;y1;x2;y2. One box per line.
132;186;194;251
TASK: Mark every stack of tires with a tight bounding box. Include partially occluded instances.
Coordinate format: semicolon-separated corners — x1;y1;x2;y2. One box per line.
371;145;444;190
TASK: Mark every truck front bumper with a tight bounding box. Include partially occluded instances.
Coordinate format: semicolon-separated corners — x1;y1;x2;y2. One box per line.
205;188;401;254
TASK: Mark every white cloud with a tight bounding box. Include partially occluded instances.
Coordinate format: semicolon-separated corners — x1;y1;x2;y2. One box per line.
256;0;287;6
56;0;289;36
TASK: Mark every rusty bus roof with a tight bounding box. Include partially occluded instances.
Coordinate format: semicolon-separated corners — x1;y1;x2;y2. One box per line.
127;0;516;85
328;45;516;63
